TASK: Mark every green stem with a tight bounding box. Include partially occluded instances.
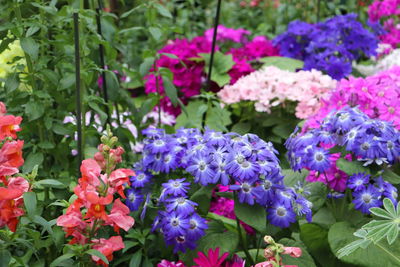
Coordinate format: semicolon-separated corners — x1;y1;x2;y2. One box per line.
234;193;255;265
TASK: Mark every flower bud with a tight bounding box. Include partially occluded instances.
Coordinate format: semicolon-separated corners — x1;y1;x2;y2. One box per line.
264;235;274;244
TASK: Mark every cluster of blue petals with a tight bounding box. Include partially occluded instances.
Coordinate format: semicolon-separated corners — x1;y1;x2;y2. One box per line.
348;173;398;214
286;106;400;173
126;127;312;252
274;14;379;79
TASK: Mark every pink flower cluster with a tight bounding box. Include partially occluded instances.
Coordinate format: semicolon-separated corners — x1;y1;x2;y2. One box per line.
145;26;279;116
218;66;337;119
368;0;400;48
307;66;400;129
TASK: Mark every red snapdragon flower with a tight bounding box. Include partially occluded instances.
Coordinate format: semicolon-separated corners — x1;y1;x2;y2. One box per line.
0;115;22;140
91;236;125;266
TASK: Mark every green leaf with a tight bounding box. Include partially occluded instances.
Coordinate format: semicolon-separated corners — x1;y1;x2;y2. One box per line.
58;73;75;91
23;152;44;173
37;141;55;149
129;250;142;267
329;222;400;266
52;124;73;136
49;253;75;267
231;122;251;135
35;179;66;188
260;56;304;72
20;37;39;60
0;249;11;267
139;57;154;77
5;73;19;92
23;192;37;218
154;3;172;18
86;249;109;265
190;185;214;215
162;76;178;107
149;27;162;41
381;169;400;184
105;71;120;101
88;101;107;125
306;182;328;211
25;101;45;121
33;215;53;234
120;5;142;18
206;212;242;233
336;158;369;176
123;241;139;253
279;238;317;267
200;52;235;87
198;231;239;254
282;169;309;187
234;201;266;233
386;224;399;245
175;100;207;129
205;105;231;132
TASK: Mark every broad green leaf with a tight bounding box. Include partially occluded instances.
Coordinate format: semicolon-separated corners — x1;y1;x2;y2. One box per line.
206;212;243;233
154;3;172;18
129;250;142;267
175;100;207;129
260;56;304;72
282;169;309;187
23;192;37;218
205;105;231;132
381;169;400;185
386;224;399;245
58;73;75;91
37;141;55;149
306;182;327;211
328;221;400;266
52;124;73;136
25;101;45;121
123;241;139;253
231;122;251;135
86;249;109;265
23;152;44;173
149;27;162;41
383;198;397;217
5;73;19;92
35;179;65;188
200;52;235;87
162;76;178;107
0;249;11;267
369;207;394;220
105;71;120;101
234;201;267;233
20;37;39;60
336;158;369;176
190;185;214;215
49;253;75;267
139;57;154;77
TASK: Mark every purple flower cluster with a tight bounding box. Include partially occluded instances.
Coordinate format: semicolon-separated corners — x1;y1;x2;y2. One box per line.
151;178;208;253
128;127;311;247
348;173;397;214
274;14;379;79
287;107;400;174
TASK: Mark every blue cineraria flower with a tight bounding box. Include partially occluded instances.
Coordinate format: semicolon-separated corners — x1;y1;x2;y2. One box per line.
204;129;228;147
130;170;152;188
306;147;331;173
383;182;398;204
352;185;382;214
211;155;230;185
230;181;262;205
267;204;297;228
186;213;208;241
294;196;313;222
186;153;215;186
142;127;165;138
160;152;179;173
225;151;260;182
165;197;197;216
165;235;196;253
161;211;190;239
275;188;297;208
162;178;190;197
327;192;345;199
125;188;144;211
146;137;170;154
347;173;370;191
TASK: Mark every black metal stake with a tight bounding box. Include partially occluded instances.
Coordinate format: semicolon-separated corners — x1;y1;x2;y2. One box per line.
206;0;222;91
96;5;111;126
74;12;83;174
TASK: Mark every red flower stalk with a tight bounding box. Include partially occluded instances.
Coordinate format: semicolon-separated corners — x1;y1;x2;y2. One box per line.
0;102;29;232
56;129;135;266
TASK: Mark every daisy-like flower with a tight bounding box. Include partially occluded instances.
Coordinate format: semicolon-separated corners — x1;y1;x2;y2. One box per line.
306;147;331;173
267;204;297;228
161;178;190;198
125;188;144;211
130;171;152;188
165;197;197;216
352;185;382;214
161;211;190;239
230;181;262;205
347;173;370;191
193;247;229;267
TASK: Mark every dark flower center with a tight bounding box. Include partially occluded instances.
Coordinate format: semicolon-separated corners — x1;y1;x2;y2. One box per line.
199;162;206;171
242;183;251;193
264;180;272;190
315;153;324;162
137;174;145;181
190;220;197;230
361;142;370;151
171;219;179;227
